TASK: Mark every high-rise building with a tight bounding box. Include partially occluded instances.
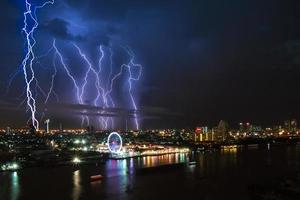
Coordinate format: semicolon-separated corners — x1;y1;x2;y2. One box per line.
291;119;297;132
203;126;208;141
284;119;298;133
239;123;244;133
59;123;63;133
44;119;50;134
6;127;10;135
217;120;229;141
194;127;202;142
239;122;251;133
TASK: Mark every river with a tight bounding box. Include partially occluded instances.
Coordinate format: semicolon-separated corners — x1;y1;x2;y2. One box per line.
1;145;300;200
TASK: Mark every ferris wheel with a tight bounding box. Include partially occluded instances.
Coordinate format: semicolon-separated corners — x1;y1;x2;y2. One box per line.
107;132;123;153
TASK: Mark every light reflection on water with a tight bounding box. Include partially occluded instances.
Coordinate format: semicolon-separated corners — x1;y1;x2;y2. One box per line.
102;153;189;198
2;152;235;200
11;172;19;200
0;153;189;200
104;153;189;175
3;148;299;200
72;170;81;200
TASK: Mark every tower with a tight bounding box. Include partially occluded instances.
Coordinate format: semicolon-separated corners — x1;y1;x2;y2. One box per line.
217;120;229;141
6;127;10;135
59;123;63;133
44;119;50;134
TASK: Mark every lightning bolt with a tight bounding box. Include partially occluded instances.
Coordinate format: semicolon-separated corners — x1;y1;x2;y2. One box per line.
73;44;111;129
107;47;115;128
124;46;142;130
15;0;142;131
53;40;97;128
45;53;59;104
72;43;95;127
106;47;142;130
103;50;116;129
96;45;108;129
52;39;81;105
21;0;54;130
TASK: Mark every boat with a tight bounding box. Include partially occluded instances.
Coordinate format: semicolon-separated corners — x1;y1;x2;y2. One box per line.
90;174;103;182
188;161;196;165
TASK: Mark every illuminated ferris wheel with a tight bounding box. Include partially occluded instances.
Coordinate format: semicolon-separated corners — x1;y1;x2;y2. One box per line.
107;132;123;153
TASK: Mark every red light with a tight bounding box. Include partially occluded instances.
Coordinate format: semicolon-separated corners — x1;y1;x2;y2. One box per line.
195;127;202;134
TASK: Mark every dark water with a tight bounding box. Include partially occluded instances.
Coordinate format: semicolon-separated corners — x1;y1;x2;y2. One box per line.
1;146;300;200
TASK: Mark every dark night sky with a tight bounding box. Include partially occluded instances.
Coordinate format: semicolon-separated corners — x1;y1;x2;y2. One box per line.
0;0;300;129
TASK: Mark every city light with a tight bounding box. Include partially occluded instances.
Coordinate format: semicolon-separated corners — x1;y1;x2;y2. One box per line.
1;162;20;171
72;157;81;164
0;0;299;199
